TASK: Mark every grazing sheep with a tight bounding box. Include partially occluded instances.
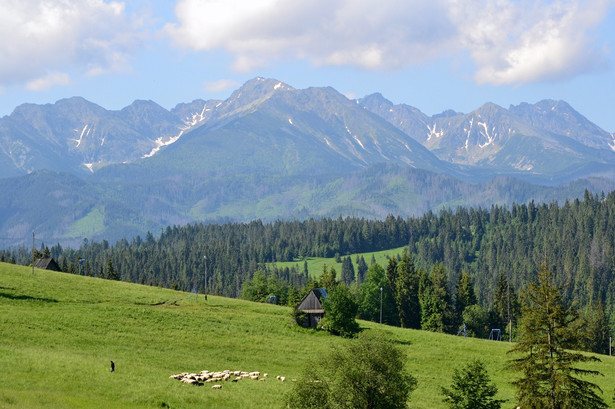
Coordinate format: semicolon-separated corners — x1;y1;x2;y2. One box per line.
171;369;287;387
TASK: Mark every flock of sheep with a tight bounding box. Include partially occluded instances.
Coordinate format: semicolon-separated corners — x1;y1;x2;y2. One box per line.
170;370;289;389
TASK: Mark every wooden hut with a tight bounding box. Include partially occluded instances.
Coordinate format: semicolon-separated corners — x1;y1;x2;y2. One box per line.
33;257;61;272
297;288;328;328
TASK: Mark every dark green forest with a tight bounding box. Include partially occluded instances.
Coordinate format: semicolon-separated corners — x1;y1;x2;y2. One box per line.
3;190;615;348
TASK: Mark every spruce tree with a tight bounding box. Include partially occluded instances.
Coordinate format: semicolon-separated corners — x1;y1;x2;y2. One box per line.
106;258;120;281
341;256;355;285
355;255;368;285
320;264;337;289
395;252;421;329
493;272;519;338
455;271;477;326
420;263;453;332
508;263;607;409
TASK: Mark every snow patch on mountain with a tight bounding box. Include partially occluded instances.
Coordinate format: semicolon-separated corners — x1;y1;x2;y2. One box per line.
477;122;497;149
353;135;366;150
426;123;444;141
610;133;615;151
144;130;184;158
143;103;209;158
74;124;91;148
323;137;334;150
463;118;474;151
185;104;209;127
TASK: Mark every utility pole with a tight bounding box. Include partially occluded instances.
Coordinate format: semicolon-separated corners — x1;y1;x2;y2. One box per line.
507;281;511;342
32;231;35;275
379;287;383;324
204;255;208;301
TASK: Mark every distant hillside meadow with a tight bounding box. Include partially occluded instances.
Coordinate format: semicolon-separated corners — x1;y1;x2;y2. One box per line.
2;263;614;408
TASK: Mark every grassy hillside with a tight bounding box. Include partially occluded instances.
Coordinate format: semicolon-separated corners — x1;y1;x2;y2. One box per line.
1;263;613;408
270;246;407;278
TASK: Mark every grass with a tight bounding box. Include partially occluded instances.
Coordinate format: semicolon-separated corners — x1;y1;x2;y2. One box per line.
1;262;614;408
66;205;106;238
269;246;408;278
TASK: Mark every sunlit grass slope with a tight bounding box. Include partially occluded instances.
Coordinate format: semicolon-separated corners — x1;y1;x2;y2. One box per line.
1;262;613;408
270;246;407;278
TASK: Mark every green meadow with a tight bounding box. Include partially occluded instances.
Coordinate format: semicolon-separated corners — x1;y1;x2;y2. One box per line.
1;262;613;408
269;246;407;278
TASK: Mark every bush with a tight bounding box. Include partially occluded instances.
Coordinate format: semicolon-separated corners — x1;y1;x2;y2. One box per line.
291;306;308;327
441;359;505;409
286;331;417;409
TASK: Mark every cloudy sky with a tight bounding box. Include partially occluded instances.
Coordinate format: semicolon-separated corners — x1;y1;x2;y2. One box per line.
1;0;614;131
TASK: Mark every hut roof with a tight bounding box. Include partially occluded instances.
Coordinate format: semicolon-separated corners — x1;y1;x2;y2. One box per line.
297;288;328;313
33;257;61;272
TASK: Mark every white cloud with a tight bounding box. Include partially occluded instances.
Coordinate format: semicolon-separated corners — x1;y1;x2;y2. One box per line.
166;0;613;84
165;0;458;72
0;0;144;88
451;0;612;84
204;79;240;93
26;72;70;91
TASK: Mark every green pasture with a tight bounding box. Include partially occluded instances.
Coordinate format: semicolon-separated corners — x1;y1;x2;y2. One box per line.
1;262;613;408
269;246;407;278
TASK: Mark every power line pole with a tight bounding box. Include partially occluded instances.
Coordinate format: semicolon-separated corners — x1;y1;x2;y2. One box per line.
508;281;511;342
204;255;208;301
379;287;383;324
32;231;35;275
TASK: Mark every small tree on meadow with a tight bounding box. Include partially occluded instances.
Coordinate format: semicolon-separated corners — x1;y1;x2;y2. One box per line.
441;359;505;409
286;331;417;409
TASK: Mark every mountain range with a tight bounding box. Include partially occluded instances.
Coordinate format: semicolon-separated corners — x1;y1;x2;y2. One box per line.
1;77;614;247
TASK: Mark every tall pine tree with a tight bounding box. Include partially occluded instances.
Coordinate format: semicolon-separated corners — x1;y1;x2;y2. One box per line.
355;255;368;285
455;271;477;326
341;256;355;285
493;272;520;339
395;252;421;329
508;263;607;409
420;263;453;333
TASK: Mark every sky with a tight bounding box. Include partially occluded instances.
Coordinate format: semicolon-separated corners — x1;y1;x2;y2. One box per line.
1;0;614;131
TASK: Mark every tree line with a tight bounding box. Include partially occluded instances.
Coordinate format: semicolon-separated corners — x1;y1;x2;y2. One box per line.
2;190;615;346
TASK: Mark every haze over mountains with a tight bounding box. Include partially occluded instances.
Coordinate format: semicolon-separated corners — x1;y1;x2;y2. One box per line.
1;77;614;247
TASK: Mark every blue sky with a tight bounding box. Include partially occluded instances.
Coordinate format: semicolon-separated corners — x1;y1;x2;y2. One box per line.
1;0;614;131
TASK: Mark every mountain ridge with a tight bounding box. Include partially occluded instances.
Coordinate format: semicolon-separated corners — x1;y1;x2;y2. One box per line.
2;77;615;247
